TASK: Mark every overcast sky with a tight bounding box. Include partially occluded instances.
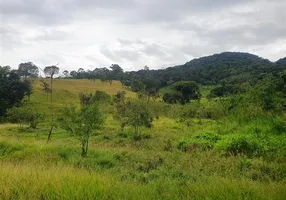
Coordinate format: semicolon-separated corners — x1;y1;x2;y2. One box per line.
0;0;286;71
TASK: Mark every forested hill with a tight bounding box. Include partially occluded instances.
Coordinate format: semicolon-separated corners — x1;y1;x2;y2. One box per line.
128;52;286;86
277;57;286;65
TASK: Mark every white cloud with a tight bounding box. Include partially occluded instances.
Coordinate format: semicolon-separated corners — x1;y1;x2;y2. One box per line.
0;0;285;71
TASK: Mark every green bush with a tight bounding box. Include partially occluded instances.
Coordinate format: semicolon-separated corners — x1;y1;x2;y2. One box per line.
178;132;221;151
93;90;111;103
0;141;25;157
215;135;265;157
6;105;44;128
270;116;286;135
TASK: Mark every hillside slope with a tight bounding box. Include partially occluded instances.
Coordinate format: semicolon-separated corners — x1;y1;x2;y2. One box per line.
129;52;285;85
30;79;136;116
277;57;286;65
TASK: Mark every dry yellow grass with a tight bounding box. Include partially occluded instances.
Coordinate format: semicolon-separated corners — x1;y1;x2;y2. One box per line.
29;79;136;117
34;79;135;97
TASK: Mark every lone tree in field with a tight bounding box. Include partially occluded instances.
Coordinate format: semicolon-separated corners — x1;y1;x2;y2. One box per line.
172;81;201;103
18;62;39;78
125;101;153;140
58;103;105;157
44;65;60;142
163;81;201;104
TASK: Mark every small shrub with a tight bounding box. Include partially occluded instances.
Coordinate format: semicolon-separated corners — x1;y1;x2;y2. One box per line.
164;139;172;151
270;117;286;135
238;158;252;172
97;157;115;168
248;160;286;181
178;132;221;151
6;105;44;129
215;135;265;157
137;157;164;173
0;141;25;157
93;90;111;103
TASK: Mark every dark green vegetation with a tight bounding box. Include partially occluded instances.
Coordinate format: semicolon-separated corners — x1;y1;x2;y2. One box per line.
60;52;286;87
277;57;286;65
0;52;286;199
0;66;33;117
163;81;201;104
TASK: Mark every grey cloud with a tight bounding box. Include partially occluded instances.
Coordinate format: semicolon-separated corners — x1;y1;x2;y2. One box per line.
0;0;134;25
117;38;147;46
0;0;253;26
1;0;286;70
100;46;123;62
193;18;286;49
122;0;251;24
33;29;70;41
0;26;23;49
0;0;73;25
100;46;141;62
142;44;168;58
117;38;134;46
115;49;141;62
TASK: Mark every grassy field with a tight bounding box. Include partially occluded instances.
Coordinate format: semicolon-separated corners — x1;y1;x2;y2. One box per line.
29;79;135;117
0;79;285;199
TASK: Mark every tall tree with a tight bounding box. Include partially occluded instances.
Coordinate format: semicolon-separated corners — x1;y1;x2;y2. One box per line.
70;70;77;78
77;68;85;79
143;78;160;103
109;64;124;80
0;66;32;116
62;70;69;78
44;65;60;78
18;62;39;78
113;91;128;131
44;65;60;142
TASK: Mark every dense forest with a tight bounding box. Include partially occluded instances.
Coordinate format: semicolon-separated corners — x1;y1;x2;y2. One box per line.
60;52;286;88
67;52;286;84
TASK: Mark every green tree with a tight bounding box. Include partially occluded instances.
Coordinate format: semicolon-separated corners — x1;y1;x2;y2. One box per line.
18;62;39;78
62;70;69;78
40;80;51;100
172;81;201;104
93;90;111;103
23;79;34;101
70;70;77;78
207;84;243;99
109;64;124;81
0;66;32;117
7;105;43;128
162;91;183;104
113;91;128;131
142;78;160;103
131;79;145;92
58;104;105;157
125;101;153;140
79;91;111;107
44;65;60;142
44;65;59;78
